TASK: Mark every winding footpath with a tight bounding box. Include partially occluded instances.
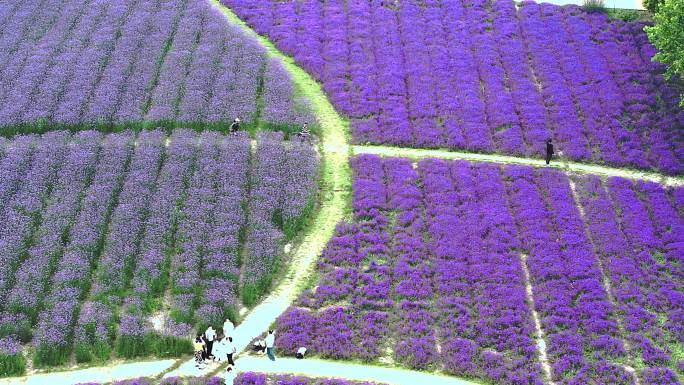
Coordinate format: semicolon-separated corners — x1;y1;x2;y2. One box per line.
1;1;682;384
354;145;684;187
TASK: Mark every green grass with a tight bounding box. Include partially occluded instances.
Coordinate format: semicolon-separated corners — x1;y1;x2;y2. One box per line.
0;352;25;377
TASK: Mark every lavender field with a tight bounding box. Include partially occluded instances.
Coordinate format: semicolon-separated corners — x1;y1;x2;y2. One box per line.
72;374;387;385
0;0;312;132
0;129;319;371
223;0;684;174
272;155;683;385
234;373;388;385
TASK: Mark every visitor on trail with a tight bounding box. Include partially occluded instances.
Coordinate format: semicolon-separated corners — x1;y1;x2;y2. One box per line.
297;122;310;140
265;330;276;361
213;335;227;362
205;326;217;358
296;346;307;359
223;365;237;384
223;318;234;338
226;336;237;365
194;334;206;368
545;138;554;165
229;118;241;134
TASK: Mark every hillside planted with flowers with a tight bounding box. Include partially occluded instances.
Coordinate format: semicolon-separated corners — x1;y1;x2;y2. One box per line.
0;0;313;134
222;0;684;174
271;155;684;385
0;129;319;374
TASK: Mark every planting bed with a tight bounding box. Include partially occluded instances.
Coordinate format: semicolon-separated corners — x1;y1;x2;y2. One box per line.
223;0;684;174
0;0;312;132
0;129;319;374
273;155;683;385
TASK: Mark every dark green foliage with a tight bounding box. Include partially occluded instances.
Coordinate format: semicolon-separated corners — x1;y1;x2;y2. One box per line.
33;343;71;368
646;0;684;106
608;8;644;21
643;0;665;13
0;353;25;377
582;0;607;13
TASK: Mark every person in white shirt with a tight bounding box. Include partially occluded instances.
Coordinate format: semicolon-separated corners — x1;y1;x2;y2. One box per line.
226;336;237;365
296;346;307;359
204;326;217;358
222;365;236;384
223;318;234;338
265;330;276;361
213;335;227;362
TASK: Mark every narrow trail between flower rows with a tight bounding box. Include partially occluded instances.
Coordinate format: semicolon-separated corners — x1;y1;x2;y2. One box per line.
354;145;684;187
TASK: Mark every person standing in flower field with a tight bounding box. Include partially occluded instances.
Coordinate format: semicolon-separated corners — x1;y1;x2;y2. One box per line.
545;138;554;165
297;122;310;140
229;118;241;134
265;329;276;361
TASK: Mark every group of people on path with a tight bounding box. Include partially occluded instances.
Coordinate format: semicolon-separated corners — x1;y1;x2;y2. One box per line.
193;319;239;370
193;319;277;382
228;117;312;141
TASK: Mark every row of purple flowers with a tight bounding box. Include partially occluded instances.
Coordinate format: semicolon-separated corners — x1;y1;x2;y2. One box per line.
274;155;682;385
223;0;684;174
0;129;319;375
0;0;311;129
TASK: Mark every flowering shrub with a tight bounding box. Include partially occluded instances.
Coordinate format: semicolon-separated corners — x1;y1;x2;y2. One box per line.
0;129;319;373
224;0;684;174
275;155;682;385
234;373;388;385
0;0;311;133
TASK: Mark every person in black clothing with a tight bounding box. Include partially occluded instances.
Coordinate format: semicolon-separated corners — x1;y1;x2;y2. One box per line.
229;118;241;134
545;138;554;165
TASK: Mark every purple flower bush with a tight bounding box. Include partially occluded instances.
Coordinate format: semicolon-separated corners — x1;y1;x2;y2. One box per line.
276;155;683;385
0;0;311;132
224;0;684;174
0;129;319;373
235;373;388;385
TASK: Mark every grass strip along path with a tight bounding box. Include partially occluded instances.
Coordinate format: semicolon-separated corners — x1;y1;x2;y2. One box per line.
1;0;681;384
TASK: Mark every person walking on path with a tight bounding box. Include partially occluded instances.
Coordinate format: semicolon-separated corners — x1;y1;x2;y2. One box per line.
205;326;217;358
229;118;241;134
226;336;237;365
545;138;554;165
213;335;227;363
223;318;234;339
193;334;206;368
265;330;276;361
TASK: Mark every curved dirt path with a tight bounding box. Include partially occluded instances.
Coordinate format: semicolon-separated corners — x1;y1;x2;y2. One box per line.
354;145;684;187
163;0;352;379
234;357;481;385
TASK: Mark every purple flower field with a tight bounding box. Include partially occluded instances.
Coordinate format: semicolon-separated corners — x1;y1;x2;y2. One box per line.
0;0;311;130
274;155;683;385
235;372;388;385
223;0;684;174
0;129;319;371
74;374;386;385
